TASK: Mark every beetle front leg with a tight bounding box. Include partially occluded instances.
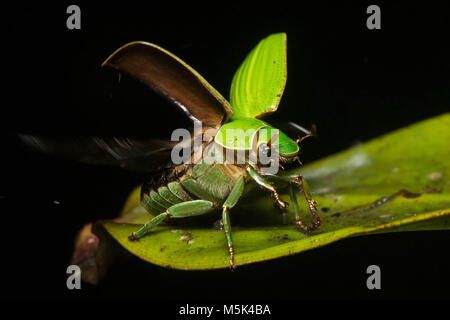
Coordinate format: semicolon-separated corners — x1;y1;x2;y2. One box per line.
290;175;321;231
246;165;288;209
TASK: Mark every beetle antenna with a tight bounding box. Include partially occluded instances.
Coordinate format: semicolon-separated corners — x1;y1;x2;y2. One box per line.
277;124;316;147
295;124;316;145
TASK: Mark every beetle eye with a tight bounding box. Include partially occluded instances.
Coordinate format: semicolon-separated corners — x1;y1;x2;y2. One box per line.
258;143;271;158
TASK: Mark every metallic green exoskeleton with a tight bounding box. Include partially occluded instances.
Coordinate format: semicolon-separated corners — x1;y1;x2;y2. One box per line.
100;33;322;268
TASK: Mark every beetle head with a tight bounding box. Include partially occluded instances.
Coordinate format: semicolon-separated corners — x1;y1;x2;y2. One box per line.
255;124;315;170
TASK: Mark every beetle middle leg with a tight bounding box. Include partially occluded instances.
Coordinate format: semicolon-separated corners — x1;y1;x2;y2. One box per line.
289;175;321;232
221;176;245;269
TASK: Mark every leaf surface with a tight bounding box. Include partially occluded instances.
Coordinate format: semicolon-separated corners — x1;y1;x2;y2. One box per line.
93;114;450;270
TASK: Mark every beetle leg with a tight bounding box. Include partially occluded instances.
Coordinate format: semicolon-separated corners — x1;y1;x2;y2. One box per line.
129;212;169;241
290;175;321;231
129;200;215;241
222;207;235;269
221;176;245;270
246;165;288;209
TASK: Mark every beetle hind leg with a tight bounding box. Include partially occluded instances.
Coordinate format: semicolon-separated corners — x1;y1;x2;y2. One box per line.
129;212;169;241
129;200;216;241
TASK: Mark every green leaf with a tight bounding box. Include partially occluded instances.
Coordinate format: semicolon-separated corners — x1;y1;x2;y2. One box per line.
93;113;450;270
229;33;287;119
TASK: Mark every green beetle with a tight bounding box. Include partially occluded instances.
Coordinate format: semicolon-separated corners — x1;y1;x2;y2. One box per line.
100;33;321;268
22;33;321;269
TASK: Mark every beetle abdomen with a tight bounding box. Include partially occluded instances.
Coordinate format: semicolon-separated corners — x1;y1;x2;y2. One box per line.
142;182;194;215
140;161;246;216
141;165;191;214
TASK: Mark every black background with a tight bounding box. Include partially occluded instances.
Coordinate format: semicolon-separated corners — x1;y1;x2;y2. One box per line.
3;1;450;304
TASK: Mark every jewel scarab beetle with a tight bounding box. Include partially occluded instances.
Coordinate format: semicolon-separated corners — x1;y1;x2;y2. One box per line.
22;33;321;269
